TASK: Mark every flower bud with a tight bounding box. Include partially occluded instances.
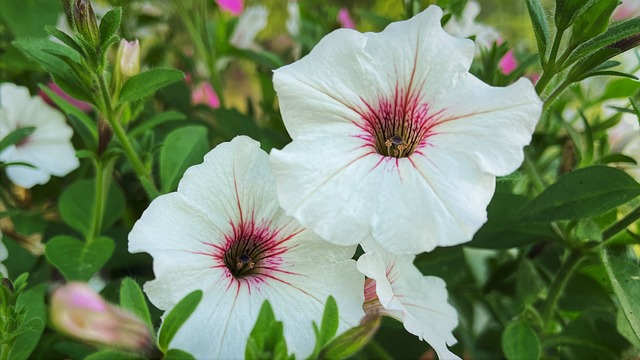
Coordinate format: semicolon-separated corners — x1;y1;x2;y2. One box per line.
73;0;100;48
192;82;220;109
116;39;141;80
50;282;152;353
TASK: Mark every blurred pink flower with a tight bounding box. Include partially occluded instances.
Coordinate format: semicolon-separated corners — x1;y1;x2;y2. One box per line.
337;8;355;29
499;50;517;74
612;0;640;20
40;82;92;113
192;82;220;108
216;0;243;16
50;282;153;352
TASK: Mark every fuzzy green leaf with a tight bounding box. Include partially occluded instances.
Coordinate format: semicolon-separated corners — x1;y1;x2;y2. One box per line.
44;236;115;281
158;290;203;353
119;68;185;104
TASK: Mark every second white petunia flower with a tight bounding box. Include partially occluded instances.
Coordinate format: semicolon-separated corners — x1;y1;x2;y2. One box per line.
128;136;364;359
270;6;542;255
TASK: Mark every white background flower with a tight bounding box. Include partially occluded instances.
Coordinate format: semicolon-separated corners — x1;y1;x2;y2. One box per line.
129;136;364;359
0;83;79;188
357;241;459;360
0;231;8;277
443;1;501;54
270;6;541;255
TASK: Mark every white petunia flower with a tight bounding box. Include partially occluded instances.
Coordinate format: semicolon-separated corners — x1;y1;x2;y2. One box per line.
270;6;542;255
229;5;268;50
129;136;364;359
443;1;501;54
357;241;459;360
0;83;79;188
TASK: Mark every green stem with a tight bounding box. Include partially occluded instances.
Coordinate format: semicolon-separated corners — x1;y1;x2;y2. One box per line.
86;159;112;244
97;75;160;200
542;80;572;112
535;28;565;95
601;204;640;245
365;341;394;360
540;249;583;332
523;151;546;193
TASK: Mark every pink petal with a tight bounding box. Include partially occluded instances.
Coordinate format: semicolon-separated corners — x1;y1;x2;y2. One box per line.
337;8;356;29
216;0;243;16
498;50;517;74
192;82;220;109
40;82;92;113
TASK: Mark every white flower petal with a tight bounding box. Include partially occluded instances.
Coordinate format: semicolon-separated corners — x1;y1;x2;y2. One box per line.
357;243;459;360
430;76;541;176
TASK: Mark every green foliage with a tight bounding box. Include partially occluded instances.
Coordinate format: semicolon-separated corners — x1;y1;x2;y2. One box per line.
501;319;540;360
44;236;115;281
245;301;290;360
0;128;36;154
58;179;125;237
0;0;61;38
119;278;153;331
118;68;185;104
159;126;209;193
311;296;339;358
162;349;196;360
518;166;640;222
157;290;203;353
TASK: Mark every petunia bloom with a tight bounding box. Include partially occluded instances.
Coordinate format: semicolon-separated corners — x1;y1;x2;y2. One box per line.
229;5;268;50
0;83;80;188
443;1;500;54
499;50;517;74
216;0;243;16
357;241;459;360
128;136;364;359
270;6;542;255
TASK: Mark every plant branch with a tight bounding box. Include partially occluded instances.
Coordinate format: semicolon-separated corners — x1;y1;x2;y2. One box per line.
602;204;640;245
540;249;583;333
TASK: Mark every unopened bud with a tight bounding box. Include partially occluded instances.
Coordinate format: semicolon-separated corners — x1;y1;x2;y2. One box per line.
116;39;141;80
73;0;100;47
50;282;153;353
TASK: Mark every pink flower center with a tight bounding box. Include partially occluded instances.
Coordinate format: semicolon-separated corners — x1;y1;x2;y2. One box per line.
356;86;441;158
209;218;292;280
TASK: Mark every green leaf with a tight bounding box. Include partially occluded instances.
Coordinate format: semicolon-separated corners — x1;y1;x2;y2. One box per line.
44;26;86;56
319;316;381;360
119;68;185;104
246;301;289;360
159;126;209;193
9;284;47;360
501;319;540;360
525;0;550;61
600;250;640;346
84;349;145;360
120;278;153;331
554;0;597;31
44;236;115;281
517;166;640;222
313;296;339;356
564;18;640;68
0;127;36;153
516;260;544;305
569;0;618;48
38;84;97;149
128;111;187;138
158;290;203;353
58;179;126;237
99;7;122;46
0;0;61;38
163;349;196;360
12;38;92;102
470;192;556;249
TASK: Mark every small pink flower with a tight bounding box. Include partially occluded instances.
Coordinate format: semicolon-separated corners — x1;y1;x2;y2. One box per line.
499;50;517;74
192;82;220;109
50;282;153;352
216;0;243;16
337;8;355;29
40;82;92;113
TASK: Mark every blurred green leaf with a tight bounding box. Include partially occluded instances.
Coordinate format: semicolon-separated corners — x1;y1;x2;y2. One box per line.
0;0;61;38
120;278;153;331
39;85;97;150
129;111;186;138
0;127;36;154
119;68;185;104
319;316;381;360
58;179;126;237
470;192;555;249
516;259;544;306
159;126;209;193
9;284;47;360
600;250;640;346
162;349;196;360
84;349;145;360
525;0;550;61
502;319;540;360
158;290;203;353
245;301;289;360
44;236;115;281
518;166;640;222
569;0;618;48
313;296;339;356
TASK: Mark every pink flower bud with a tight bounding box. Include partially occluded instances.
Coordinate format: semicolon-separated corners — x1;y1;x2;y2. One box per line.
216;0;243;16
337;8;356;29
192;82;220;109
50;282;152;353
40;82;92;113
116;39;141;79
498;50;517;75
